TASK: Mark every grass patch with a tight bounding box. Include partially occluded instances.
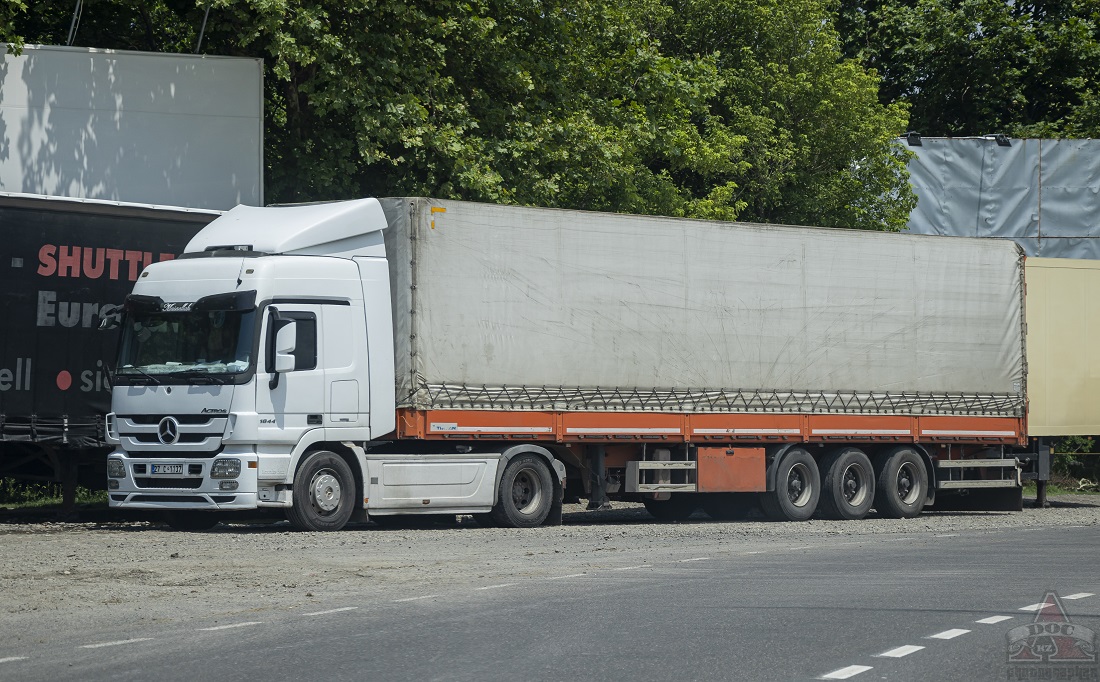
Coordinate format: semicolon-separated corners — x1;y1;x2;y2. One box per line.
1025;473;1100;496
0;478;108;509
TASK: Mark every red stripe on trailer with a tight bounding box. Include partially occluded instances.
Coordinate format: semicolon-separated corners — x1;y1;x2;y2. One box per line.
395;409;1026;445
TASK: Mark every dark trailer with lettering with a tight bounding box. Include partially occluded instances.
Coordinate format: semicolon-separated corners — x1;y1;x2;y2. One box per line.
0;193;218;503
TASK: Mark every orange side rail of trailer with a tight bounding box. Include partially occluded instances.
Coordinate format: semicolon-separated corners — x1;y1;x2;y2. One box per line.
396;409;1027;447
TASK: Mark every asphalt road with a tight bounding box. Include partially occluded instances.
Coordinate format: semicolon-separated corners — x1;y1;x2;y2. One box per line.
3;520;1098;681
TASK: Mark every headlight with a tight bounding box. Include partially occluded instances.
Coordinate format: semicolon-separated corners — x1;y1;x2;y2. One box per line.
210;458;241;479
107;459;126;478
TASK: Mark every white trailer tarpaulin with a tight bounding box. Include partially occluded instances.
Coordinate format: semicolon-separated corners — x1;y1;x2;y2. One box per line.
382;199;1026;416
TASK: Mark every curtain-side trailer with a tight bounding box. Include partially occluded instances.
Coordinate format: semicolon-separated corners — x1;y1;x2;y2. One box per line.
104;198;1065;530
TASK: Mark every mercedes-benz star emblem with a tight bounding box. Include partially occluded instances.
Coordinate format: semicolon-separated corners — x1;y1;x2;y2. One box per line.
157;416;180;445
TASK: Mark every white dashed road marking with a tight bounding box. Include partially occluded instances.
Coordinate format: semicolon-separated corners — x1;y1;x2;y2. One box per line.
547;574;586;580
927;629;970;640
393;595;438;602
877;645;925;658
0;657;28;663
976;615;1014;624
820;664;873;679
304;607;358;616
1020;603;1051;611
198;622;261;631
80;638;154;649
613;565;650;571
678;557;710;563
1064;593;1095;600
475;583;517;591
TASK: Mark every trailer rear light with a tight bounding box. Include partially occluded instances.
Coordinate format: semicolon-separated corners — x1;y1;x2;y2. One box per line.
210;458;241;479
107;459;125;478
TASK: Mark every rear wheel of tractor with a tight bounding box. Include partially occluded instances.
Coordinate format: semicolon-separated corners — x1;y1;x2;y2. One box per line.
873;447;928;519
287;450;356;531
492;454;554;528
164;510;220;531
760;448;820;522
643;494;698;521
701;493;759;521
819;448;876;520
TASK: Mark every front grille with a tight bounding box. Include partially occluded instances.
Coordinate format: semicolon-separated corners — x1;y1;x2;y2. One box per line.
128;433;211;444
134;477;204;489
128;449;223;459
127;415;213;425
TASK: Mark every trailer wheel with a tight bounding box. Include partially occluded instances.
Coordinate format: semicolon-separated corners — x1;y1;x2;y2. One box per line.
701;493;759;521
819;448;875;520
761;448;820;522
164;511;220;531
492;454;554;528
643;495;698;521
287;450;356;531
873;447;928;518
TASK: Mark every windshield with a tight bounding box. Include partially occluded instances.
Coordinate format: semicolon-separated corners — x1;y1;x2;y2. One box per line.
116;308;256;380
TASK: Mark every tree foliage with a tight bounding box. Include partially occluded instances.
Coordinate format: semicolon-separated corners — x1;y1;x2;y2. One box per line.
6;0;914;230
838;0;1100;138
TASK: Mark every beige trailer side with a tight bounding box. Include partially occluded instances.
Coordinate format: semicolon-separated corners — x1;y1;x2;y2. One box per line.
1026;257;1100;436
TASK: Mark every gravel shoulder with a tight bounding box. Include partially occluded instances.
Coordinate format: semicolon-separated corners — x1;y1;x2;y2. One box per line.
1;494;1097;648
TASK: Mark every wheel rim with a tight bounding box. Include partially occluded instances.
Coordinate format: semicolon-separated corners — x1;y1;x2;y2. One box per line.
841;462;870;507
895;462;921;505
511;467;544;514
786;463;813;508
310;469;342;514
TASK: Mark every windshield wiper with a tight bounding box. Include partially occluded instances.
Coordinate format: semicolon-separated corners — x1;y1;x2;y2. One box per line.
168;368;230;385
119;366;161;385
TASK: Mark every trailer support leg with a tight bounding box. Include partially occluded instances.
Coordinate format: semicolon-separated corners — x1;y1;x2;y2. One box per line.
1033;441;1051;509
586;444;611;511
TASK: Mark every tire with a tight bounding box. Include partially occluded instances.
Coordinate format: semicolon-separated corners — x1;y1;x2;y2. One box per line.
873;447;929;519
163;510;220;531
701;493;759;521
492;454;554;528
643;495;698;522
760;448;820;522
286;450;356;531
819;448;876;520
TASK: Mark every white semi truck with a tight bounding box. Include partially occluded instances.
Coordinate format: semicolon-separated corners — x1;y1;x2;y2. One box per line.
105;198;1080;531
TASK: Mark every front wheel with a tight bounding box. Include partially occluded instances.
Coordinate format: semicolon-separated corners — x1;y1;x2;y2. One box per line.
760;448;820;522
287;450;356;531
873;447;928;518
492;454;554;528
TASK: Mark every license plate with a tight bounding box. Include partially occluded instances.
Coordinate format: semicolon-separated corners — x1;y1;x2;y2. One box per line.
151;464;184;475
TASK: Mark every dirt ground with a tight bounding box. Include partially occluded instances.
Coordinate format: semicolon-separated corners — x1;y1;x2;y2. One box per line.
1;494;1097;648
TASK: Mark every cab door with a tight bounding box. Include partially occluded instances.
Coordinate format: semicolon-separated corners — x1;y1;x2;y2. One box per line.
256;304;325;441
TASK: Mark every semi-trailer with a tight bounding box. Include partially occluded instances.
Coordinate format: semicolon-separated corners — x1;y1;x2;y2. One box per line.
103;198;1073;530
0;193;217;502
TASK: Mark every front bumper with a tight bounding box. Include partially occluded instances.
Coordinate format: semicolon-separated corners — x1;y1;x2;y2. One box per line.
107;451;260;511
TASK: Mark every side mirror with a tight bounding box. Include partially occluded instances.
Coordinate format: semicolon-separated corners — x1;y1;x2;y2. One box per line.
274;322;297;373
98;309;122;330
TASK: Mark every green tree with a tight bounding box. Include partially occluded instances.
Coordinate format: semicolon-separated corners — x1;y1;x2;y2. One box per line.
837;0;1100;137
662;0;915;229
7;0;914;230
